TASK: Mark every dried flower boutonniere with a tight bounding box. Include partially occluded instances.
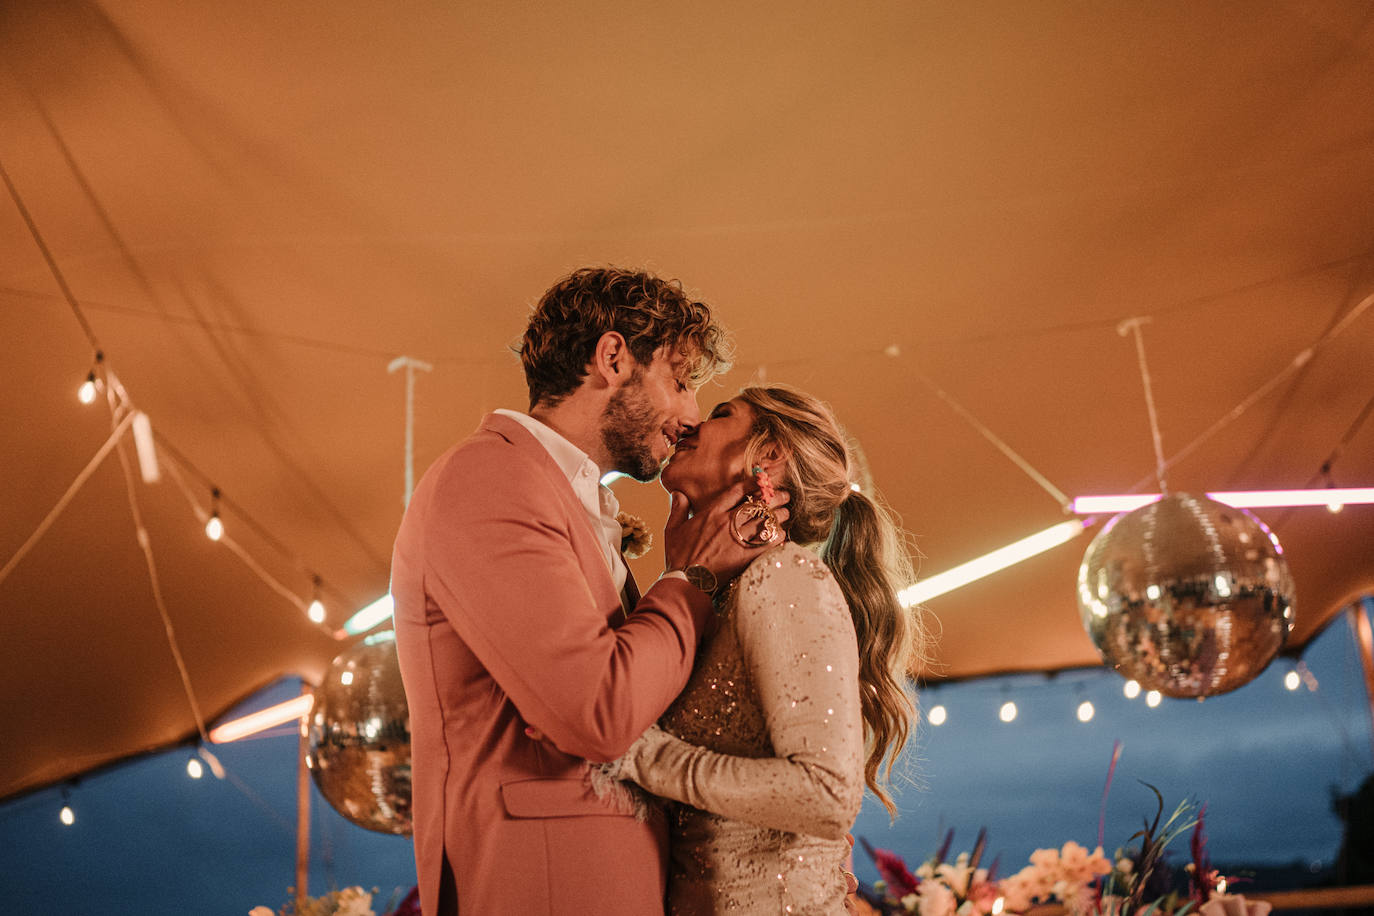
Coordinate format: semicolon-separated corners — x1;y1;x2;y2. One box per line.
617;511;652;560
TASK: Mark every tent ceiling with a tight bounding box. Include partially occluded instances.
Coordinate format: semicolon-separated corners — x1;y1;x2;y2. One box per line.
2;0;1372;803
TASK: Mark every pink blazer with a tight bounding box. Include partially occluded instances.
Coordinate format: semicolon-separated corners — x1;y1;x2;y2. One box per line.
392;413;712;915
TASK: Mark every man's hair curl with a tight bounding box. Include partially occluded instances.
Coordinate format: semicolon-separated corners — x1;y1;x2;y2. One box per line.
517;267;733;409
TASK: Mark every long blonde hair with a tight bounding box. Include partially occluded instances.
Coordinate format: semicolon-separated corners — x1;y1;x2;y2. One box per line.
737;385;925;815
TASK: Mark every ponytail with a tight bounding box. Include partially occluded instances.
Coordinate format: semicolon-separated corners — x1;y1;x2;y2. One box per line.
821;490;921;816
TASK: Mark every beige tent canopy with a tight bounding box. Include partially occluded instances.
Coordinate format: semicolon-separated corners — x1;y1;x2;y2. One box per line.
2;1;1372;805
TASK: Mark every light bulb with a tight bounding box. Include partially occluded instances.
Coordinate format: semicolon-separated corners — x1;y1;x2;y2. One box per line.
1077;700;1095;722
1284;670;1300;691
307;599;325;624
78;374;97;404
1123;679;1141;699
187;758;204;779
1145;690;1162;708
1327;500;1343;513
59;804;75;826
205;513;223;542
992;897;1005;916
927;704;947;726
999;701;1017;723
341;670;354;686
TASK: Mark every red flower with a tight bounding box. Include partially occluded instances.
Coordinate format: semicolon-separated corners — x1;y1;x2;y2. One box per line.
871;847;920;899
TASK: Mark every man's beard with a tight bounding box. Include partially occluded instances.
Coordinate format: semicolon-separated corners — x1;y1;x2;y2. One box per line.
601;372;662;482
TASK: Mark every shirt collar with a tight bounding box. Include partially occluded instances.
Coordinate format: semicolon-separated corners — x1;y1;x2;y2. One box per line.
494;408;606;489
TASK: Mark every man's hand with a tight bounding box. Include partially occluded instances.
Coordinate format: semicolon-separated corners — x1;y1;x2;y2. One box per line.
663;481;790;584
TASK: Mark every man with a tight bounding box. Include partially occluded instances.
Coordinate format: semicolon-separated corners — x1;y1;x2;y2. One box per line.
391;267;781;914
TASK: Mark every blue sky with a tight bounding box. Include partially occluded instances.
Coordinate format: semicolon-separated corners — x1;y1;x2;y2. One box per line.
2;602;1370;914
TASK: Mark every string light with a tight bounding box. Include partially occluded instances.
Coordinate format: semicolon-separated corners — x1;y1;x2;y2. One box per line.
999;700;1018;723
77;351;103;405
1077;700;1095;723
307;575;326;624
1324;464;1344;513
186;758;204;779
59;804;75;826
1145;690;1162;708
1284;670;1301;691
204;488;224;542
992;897;1005;916
1123;679;1141;699
928;704;947;726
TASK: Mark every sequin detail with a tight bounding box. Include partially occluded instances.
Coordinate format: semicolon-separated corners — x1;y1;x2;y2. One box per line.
654;542;863;914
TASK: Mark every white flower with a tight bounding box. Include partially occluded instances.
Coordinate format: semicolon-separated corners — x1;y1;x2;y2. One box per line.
332;887;375;916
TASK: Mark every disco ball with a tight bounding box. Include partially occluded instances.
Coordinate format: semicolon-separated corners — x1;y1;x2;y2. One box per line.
1076;492;1294;698
308;630;413;834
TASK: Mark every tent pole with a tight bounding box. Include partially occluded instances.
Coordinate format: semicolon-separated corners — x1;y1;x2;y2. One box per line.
296;684;313;909
1350;601;1374;763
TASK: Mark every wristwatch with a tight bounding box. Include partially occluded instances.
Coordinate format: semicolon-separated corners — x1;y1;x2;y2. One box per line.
681;564;719;595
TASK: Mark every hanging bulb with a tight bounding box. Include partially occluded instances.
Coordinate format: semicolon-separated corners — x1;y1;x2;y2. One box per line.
1123;679;1141;699
186;758;204;779
307;575;325;623
205;488;224;541
999;700;1018;723
927;704;947;726
77;351;103;405
1145;690;1162;708
1284;670;1301;691
59;804;75;826
1323;463;1343;513
1077;700;1095;722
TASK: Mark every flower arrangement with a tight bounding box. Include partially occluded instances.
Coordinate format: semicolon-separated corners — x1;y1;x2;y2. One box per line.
617;511;652;559
250;885;418;916
857;786;1254;916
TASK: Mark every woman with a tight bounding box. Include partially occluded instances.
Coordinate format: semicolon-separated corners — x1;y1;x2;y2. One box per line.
603;384;925;914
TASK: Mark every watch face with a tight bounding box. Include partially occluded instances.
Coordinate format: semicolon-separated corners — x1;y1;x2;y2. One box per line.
684;565;717;594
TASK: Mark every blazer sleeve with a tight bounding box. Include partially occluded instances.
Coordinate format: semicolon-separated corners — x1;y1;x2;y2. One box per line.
617;546;865;840
421;438;712;762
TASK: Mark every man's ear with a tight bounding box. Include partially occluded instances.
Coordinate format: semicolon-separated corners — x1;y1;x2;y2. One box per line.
589;332;633;388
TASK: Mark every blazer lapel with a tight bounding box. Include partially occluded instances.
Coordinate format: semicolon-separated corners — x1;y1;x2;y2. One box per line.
479;413;624;617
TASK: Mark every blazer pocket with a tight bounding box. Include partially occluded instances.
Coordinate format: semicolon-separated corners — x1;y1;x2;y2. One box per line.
500;777;628;819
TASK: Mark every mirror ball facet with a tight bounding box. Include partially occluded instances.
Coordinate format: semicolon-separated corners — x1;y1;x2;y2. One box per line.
307;630;413;835
1076;492;1294;698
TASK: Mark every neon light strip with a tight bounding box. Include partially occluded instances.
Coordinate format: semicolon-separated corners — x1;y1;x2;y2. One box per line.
343;593;394;635
898;519;1087;607
1072;487;1374;514
208;694;312;744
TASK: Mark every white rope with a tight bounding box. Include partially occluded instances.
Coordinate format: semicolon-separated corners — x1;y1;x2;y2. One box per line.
0;412;133;589
915;370;1072;510
1118;317;1169;494
107;405;210;743
1126;289;1374;494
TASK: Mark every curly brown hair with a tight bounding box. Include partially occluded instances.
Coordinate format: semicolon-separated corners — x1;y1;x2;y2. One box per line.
517;267;733;409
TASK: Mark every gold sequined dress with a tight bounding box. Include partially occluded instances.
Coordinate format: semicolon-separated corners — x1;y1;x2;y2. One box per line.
619;542;864;914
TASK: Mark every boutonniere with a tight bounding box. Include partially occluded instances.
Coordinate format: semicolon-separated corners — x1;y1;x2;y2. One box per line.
617;511;652;560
